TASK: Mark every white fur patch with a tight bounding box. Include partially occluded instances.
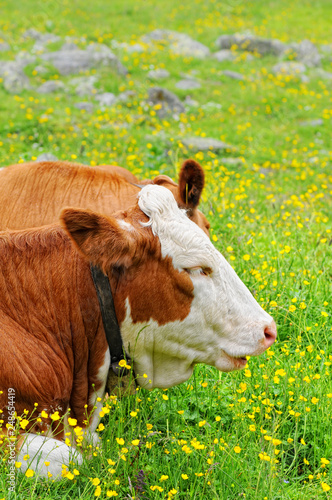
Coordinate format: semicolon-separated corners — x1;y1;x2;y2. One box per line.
18;434;83;479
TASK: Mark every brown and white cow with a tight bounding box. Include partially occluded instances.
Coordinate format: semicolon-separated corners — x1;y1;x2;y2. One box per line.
0;159;210;234
0;185;276;478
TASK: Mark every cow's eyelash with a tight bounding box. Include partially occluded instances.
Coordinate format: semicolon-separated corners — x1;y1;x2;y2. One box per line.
184;267;213;277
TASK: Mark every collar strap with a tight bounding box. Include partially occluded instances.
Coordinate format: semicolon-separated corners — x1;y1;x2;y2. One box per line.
90;263;131;377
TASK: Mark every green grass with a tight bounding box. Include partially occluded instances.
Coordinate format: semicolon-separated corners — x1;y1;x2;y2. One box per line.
1;0;332;498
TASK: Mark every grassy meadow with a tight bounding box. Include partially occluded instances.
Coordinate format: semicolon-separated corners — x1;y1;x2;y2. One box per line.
0;0;332;498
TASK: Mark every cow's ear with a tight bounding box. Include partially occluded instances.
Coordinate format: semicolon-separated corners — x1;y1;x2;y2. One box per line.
178;159;205;209
60;208;135;271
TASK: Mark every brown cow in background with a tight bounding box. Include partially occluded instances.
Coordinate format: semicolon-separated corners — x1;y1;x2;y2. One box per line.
0;159;210;234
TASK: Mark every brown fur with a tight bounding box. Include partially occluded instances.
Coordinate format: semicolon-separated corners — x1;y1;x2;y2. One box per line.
0;160;210;234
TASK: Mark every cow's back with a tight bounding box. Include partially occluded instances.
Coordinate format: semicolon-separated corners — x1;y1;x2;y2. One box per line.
0;161;139;230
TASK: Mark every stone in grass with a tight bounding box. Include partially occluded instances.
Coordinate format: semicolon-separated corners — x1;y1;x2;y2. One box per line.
95;92;117;107
181;137;234;153
36;80;65;94
74;102;94;112
147;69;170;80
215;34;287;57
272;61;306;76
213;50;236;62
142;30;210;59
315;68;332;80
299;118;323;127
288;40;321;67
222;70;245;80
0;42;10;52
41;43;127;76
0;62;31;94
148;87;185;118
69;76;97;97
175;79;201;90
35;153;59;162
170;38;210;59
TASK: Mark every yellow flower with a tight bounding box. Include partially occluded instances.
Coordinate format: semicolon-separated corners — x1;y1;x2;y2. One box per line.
95;485;101;497
311;397;319;404
132;439;140;446
234;446;241;454
162;394;169;401
107;492;118;497
15;462;22;468
321;482;331;492
160;475;169;481
181;474;189;480
116;438;124;445
91;478;100;486
25;469;34;478
198;420;206;427
40;410;48;418
321;458;330;465
20;419;29;430
68;417;77;426
51;411;61;421
243;254;250;261
66;472;75;480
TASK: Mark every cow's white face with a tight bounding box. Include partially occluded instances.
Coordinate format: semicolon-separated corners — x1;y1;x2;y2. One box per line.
118;185;276;389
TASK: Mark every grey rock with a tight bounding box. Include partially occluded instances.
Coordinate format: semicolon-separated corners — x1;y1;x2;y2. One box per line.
41;44;127;76
222;70;245;80
181;137;233;152
289;40;321;67
33;64;48;75
213;49;236;62
184;96;199;107
272;61;306;75
320;44;332;54
220;157;244;166
95;92;117;106
143;29;210;59
148;87;185;117
69;76;97;96
215;34;287;56
142;29;186;43
23;29;60;44
299;118;324;127
35;153;58;162
0;42;10;52
175;79;201;90
170;38;210;59
61;42;80;51
315;68;332;80
117;90;136;102
0;61;31;93
36;80;65;94
15;52;37;69
74;102;94;112
124;43;146;53
147;68;170;80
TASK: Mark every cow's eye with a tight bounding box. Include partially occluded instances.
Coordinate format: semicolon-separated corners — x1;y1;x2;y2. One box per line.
185;266;212;277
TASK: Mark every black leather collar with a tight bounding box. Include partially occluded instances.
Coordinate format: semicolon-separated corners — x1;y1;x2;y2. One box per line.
90;263;131;378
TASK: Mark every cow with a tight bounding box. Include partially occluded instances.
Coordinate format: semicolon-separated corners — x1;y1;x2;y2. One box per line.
0;184;276;479
0;159;210;235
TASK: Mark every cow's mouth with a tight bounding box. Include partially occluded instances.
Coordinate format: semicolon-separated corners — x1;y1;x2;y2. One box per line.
224;351;248;368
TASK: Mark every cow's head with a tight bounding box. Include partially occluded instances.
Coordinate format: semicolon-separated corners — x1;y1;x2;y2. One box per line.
61;185;276;389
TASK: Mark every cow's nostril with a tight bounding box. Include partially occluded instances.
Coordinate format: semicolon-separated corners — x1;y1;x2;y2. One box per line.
264;322;277;348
